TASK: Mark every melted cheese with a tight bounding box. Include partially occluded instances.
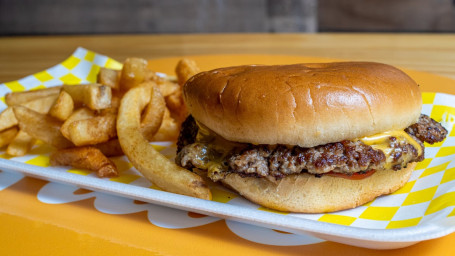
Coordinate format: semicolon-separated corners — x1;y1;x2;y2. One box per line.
195;122;240;179
358;130;423;170
194;121;423;178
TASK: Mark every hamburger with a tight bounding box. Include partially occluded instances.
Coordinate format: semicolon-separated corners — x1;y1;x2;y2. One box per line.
175;62;448;213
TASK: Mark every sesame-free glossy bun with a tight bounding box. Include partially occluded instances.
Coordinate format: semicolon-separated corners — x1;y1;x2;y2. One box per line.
183;62;422;147
222;163;415;213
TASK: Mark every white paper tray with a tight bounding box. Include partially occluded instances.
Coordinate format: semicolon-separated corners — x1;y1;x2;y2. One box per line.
1;48;455;249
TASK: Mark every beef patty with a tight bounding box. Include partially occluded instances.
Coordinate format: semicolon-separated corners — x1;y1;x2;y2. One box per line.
176;115;447;181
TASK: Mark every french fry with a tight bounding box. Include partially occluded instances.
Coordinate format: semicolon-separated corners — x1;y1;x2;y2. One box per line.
0;108;17;132
97;68;120;90
5;86;61;106
170;58;200;123
110;91;123;109
164;75;178;83
97;90;123;116
22;93;58;113
67;113;117;146
49;90;74;121
0;127;18;148
63;84;112;110
117;85;211;199
141;85;165;141
175;59;200;86
13;106;73;149
50;147;118;178
93;139;123;157
2;57;199;187
152;108;179;142
119;57;148;91
6;130;35;156
0;94;59;132
61;108;96;140
145;69;159;82
156;77;179;97
165;90;188;124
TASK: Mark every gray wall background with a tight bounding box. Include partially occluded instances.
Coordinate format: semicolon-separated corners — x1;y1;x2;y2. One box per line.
319;0;455;32
0;0;318;35
0;0;454;35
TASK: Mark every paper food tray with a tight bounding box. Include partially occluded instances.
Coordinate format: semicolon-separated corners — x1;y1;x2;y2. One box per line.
1;48;455;249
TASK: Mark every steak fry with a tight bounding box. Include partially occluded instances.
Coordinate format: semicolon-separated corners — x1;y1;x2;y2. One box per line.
50;147;118;178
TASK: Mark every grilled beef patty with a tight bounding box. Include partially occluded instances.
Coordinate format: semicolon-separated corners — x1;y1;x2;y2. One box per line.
176;115;447;181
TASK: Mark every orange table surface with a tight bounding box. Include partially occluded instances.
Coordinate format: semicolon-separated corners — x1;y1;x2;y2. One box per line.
1;34;455;255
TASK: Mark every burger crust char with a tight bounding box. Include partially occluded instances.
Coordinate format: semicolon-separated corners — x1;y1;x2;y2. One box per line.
228;139;414;179
405;114;448;144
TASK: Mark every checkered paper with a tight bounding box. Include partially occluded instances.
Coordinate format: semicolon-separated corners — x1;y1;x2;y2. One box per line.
1;48;455;230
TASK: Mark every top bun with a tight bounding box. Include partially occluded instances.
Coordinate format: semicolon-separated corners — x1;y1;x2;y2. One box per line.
183;62;422;147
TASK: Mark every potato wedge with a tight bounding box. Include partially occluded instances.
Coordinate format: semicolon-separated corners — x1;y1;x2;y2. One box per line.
117;85;211;199
0;94;59;132
60;108;96;140
157;78;179;97
92;139;123;157
50;147;118;178
97;67;120;90
67;113;117;146
119;58;148;91
13;106;73;149
63;84;112;110
0;108;17;132
141;85;166;141
145;69;159;82
165;90;188;124
5;86;61;106
6;130;35;156
96;91;122;116
175;59;200;86
110;90;123;109
0;127;18;148
152;108;179;142
22;93;59;113
49;90;74;121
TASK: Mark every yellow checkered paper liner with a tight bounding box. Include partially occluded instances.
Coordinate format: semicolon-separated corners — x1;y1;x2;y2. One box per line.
1;48;455;230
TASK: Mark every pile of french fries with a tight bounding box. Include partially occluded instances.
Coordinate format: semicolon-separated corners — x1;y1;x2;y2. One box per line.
0;57;211;199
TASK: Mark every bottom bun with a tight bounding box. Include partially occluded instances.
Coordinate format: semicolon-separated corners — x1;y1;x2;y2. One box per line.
222;163;416;213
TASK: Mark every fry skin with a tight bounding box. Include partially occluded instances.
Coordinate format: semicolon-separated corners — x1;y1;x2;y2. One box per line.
67;113;117;146
50;146;118;178
13;106;73;149
165;90;188;124
0;127;19;148
5;86;61;106
6;130;35;156
61;107;96;140
141;84;166;141
92;139;123;157
169;58;200;123
175;58;200;86
49;90;74;121
63;84;112;110
152;108;179;142
0;108;17;132
117;85;211;200
156;77;179;97
0;94;59;132
119;58;148;91
97;68;120;90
